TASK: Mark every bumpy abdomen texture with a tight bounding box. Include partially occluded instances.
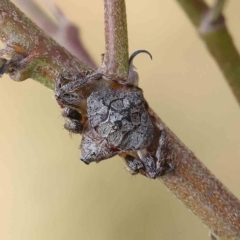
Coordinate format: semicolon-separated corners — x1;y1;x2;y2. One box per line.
81;88;153;163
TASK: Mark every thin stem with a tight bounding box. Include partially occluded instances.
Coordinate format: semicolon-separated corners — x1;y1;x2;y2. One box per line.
175;0;208;27
0;0;91;89
148;107;240;239
202;29;240;105
12;0;56;32
176;0;240;106
101;0;129;80
211;0;226;22
12;0;97;69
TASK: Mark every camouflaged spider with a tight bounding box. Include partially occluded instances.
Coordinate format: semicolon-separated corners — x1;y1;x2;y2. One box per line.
55;50;170;178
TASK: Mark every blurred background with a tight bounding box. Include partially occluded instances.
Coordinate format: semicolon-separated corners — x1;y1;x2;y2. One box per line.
0;0;240;239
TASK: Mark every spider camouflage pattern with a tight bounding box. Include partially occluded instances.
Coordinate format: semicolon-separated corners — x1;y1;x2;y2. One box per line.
54;50;173;178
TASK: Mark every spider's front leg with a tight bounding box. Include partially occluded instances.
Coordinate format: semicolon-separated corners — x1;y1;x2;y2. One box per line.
55;71;103;110
55;72;90;135
62;107;83;134
124;154;144;175
55;72;87;110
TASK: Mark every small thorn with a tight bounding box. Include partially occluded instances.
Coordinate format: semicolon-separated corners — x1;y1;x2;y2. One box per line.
129;50;152;66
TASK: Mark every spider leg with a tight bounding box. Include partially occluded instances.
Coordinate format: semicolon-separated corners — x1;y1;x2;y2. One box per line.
155;129;167;175
124;154;144;175
155;129;174;176
55;71;82;92
61;107;82;120
55;73;68;93
137;149;158;178
61;107;83;134
136;129;174;178
64;120;83;134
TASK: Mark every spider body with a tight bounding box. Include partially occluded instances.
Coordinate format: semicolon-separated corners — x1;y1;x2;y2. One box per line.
54;50;172;178
81;88;153;164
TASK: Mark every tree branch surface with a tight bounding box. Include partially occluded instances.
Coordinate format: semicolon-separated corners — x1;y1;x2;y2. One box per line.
0;0;91;89
0;1;240;240
12;0;97;69
101;0;129;80
149;108;240;240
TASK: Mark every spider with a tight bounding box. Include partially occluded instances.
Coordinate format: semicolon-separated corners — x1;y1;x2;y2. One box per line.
54;50;171;178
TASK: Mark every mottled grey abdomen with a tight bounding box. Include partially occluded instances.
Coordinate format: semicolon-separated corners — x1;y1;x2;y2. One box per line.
80;88;154;163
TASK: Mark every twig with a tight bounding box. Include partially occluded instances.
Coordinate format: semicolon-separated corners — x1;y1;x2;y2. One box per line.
0;0;92;89
176;0;240;106
11;0;56;33
0;0;240;239
12;0;97;69
101;0;129;80
148;108;240;240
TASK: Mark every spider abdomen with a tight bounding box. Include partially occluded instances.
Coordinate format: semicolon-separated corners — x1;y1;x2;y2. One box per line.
81;88;154;163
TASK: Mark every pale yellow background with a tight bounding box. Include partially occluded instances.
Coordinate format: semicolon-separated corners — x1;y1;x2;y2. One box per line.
0;0;240;240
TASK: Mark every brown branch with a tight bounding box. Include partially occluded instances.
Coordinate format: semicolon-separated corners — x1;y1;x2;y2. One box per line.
11;0;57;33
11;0;97;70
148;108;240;240
176;0;240;106
101;0;129;80
0;0;92;89
0;0;240;239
